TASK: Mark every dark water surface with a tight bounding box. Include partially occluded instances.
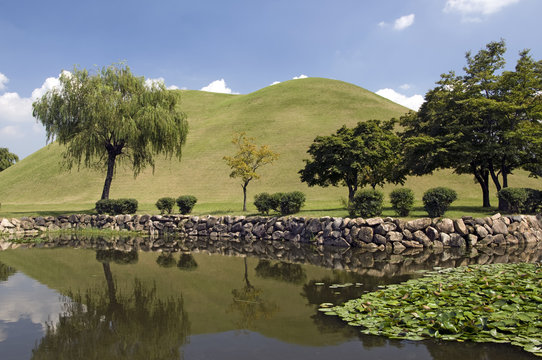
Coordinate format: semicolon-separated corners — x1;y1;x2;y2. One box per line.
0;235;541;360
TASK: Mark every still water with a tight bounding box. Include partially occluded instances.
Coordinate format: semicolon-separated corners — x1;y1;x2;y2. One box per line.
0;235;541;360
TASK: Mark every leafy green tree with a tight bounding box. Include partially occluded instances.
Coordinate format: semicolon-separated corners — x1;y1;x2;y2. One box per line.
32;64;188;200
0;147;19;171
299;119;405;205
401;40;542;208
223;132;279;211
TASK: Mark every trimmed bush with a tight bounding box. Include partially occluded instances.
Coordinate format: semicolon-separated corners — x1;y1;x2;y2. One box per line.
349;189;384;218
95;198;138;215
525;189;542;214
156;197;176;214
279;191;306;215
95;199;115;214
390;188;414;217
422;187;457;217
498;187;542;214
254;193;274;215
176;195;197;215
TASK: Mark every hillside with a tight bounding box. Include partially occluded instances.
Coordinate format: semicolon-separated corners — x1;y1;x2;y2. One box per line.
0;77;539;214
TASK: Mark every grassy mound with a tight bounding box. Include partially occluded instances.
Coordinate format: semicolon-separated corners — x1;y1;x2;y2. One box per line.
0;77;540;216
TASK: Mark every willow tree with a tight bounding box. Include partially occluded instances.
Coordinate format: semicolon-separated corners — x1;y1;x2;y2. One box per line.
32;64;188;199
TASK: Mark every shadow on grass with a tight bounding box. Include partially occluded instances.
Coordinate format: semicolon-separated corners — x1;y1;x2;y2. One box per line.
1;209;96;218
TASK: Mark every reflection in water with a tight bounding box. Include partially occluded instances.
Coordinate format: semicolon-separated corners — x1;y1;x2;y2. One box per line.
228;257;279;329
0;235;540;360
255;260;307;284
177;253;198;271
0;261;16;282
31;250;190;360
156;252;176;268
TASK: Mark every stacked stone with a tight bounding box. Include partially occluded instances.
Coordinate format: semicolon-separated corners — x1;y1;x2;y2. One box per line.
1;213;541;249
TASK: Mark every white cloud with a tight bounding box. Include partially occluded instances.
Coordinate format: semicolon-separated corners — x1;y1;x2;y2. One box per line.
144;77;179;91
399;84;411;90
394;14;415;30
376;88;424;111
378;21;387;27
444;0;520;18
30;71;70;100
0;125;25;137
200;79;238;94
0;92;33;123
0;73;8;91
270;81;281;86
292;74;308;80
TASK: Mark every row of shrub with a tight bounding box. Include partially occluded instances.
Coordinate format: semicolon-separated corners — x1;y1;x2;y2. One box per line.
95;198;139;215
497;187;542;214
254;191;306;216
155;196;198;215
348;187;458;218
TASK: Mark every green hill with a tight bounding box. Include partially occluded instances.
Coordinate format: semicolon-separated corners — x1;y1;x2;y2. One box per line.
0;77;539;216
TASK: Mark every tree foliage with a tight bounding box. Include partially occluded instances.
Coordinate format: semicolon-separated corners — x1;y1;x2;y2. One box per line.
401;40;542;208
32;64;188;199
299;119;405;204
0;147;19;171
223;132;279;211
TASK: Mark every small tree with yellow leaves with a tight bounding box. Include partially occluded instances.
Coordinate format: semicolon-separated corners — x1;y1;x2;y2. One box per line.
223;133;279;211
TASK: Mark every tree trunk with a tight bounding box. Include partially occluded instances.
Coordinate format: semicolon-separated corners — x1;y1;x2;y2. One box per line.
242;182;248;212
347;184;357;206
101;152;117;200
102;262;117;306
473;164;491;208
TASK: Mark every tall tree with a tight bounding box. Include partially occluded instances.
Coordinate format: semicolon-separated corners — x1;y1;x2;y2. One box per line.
0;147;19;171
299;119;405;205
401;40;542;208
223;132;279;211
32;64;188;200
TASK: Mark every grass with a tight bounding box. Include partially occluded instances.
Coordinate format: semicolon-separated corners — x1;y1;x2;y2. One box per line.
0;77;540;219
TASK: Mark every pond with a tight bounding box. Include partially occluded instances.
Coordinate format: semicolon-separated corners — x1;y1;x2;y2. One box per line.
0;235;541;360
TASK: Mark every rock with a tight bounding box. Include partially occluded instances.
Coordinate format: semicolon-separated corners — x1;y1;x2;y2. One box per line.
475;225;489;238
440;232;451;246
406;218;432;232
357;227;374;243
386;231;403;242
466;234;478;247
454;219;469;236
1;218;14;228
402;229;413;240
373;234;387;245
450;234;466;247
366;217;383;226
375;222;397;235
401;240;424;249
426;226;439;241
436;218;454;233
392;241;406;254
413;230;431;247
491;220;509;235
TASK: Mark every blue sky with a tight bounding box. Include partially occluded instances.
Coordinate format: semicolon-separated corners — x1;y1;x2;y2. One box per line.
1;0;541;158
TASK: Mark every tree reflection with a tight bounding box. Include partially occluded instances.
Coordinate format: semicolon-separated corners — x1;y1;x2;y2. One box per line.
31;249;190;360
177;253;198;271
156;252;177;268
255;259;307;284
228;257;278;329
0;261;16;282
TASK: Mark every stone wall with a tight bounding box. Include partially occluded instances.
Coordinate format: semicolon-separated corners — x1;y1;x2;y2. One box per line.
1;213;541;250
